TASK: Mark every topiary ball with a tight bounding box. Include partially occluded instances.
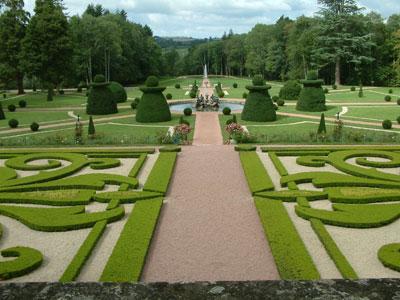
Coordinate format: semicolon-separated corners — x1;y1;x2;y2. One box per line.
8;104;16;112
252;75;265;86
175;83;181;89
8;119;18;128
385;95;392;102
382;119;392;129
59;90;65;95
30;122;39;132
277;99;285;106
272;95;279;103
242;92;248;99
94;74;106;83
324;88;329;94
19;100;27;108
351;86;356;91
306;70;318;80
145;76;159;87
332;84;337;90
108;81;127;103
184;108;192;116
274;104;279;111
166;93;172;100
233;83;238;88
223;107;231;115
389;89;393;94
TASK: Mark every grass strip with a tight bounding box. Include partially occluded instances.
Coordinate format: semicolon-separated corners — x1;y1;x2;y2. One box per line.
255;197;320;280
239;152;274;194
310;219;358;279
100;198;163;282
143;153;177;195
60;220;107;282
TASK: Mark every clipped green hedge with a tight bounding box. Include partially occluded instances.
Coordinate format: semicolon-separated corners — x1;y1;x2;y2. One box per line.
378;243;400;272
311;219;358;279
86;75;118;115
0;246;43;280
256;190;327;202
128;154;147;178
268;152;288;176
108;81;127;103
279;80;301;100
94;191;161;204
327;187;400;204
241;77;276;122
136;76;171;123
234;145;256;152
255;198;320;280
60;220;107;282
143;153;177;195
159;146;181;153
296;77;326;112
100;198;163;282
239;152;274;194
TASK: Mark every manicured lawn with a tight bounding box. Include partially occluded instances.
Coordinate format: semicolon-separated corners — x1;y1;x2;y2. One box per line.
1;91;87;108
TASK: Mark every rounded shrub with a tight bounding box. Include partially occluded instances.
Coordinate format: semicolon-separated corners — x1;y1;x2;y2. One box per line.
389;89;393;94
351;86;356;91
397;116;400;124
242;92;248;99
8;119;18;128
397;98;400;105
3;93;7;99
86;75;118;115
18;100;27;108
296;71;326;112
223;107;231;115
30;122;39;132
136;75;171;123
8;104;16;112
131;97;140;110
385;95;392;102
277;99;285;106
233;83;238;88
59;90;65;95
241;75;276;122
272;95;279;103
175;83;181;89
332;84;337;90
166;93;172;100
274;104;279;111
307;70;318;80
108;81;127;103
382;119;392;129
324;88;329;94
184;107;192;116
279;80;301;100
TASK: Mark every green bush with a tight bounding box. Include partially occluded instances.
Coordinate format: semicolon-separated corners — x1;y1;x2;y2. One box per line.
389;89;393;94
397;98;400;105
332;84;337;90
136;76;171;123
8;119;18;128
143;153;177;195
279;80;301;100
307;70;318;80
19;100;27;108
272;95;279;102
88;116;95;137
3;93;6;99
324;88;329;94
30;122;39;132
318;113;327;134
145;76;159;87
397;116;400;124
385;95;392;102
166;93;172;100
226;114;237;125
277;99;285;106
239;152;274;194
297;72;326;112
189;81;198;99
242;92;248;99
175;83;180;89
183;107;192;116
86;75;118;115
0;103;5;120
131;98;140;110
215;82;225;98
241;75;276;122
108;81;127;103
233;83;238;88
8;104;16;112
223;107;231;115
351;86;356;91
274;104;279;111
382;119;392;129
358;86;364;98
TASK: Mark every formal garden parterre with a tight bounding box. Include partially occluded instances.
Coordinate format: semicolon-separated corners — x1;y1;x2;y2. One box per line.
0;148;177;282
237;146;400;280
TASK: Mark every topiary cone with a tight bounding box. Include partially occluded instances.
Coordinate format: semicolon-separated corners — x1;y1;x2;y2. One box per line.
0;103;5;120
136;76;171;123
241;75;276;122
86;75;118;115
318;113;326;134
296;71;326;112
88;116;95;137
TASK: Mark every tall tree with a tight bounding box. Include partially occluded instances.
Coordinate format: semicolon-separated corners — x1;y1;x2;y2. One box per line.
0;0;28;94
22;0;72;100
315;0;374;85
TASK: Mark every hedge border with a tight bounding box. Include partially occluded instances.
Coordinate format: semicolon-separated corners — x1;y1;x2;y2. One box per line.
239;152;274;194
378;243;400;272
143;153;177;195
234;145;257;152
0;246;43;280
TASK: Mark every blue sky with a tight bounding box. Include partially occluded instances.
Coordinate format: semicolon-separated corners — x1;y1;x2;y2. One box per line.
24;0;400;38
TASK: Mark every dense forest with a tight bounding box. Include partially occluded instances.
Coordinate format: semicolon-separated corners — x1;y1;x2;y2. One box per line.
1;0;400;95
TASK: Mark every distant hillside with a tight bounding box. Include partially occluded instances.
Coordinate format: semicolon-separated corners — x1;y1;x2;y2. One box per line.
155;36;216;50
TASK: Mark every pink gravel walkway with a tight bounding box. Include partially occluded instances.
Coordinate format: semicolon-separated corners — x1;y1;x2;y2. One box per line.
141;111;279;282
193;112;223;145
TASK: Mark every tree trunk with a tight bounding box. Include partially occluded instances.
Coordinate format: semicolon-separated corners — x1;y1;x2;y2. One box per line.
16;72;24;95
335;57;341;86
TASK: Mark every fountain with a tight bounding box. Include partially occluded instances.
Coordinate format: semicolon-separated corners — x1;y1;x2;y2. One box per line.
194;64;220;111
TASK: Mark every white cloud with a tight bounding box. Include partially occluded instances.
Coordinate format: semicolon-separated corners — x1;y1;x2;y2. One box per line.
23;0;400;37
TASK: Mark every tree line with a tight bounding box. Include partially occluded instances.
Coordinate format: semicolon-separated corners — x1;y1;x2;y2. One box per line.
178;0;400;86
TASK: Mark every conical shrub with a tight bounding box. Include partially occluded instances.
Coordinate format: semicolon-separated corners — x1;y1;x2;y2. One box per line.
241;75;276;122
88;116;95;136
318;113;326;134
296;71;326;112
86;75;118;115
136;76;171;123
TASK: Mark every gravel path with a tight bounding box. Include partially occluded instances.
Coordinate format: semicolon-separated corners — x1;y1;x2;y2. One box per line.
193;112;223;145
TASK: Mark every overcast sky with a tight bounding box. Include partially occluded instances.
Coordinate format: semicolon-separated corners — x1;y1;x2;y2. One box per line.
24;0;400;38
